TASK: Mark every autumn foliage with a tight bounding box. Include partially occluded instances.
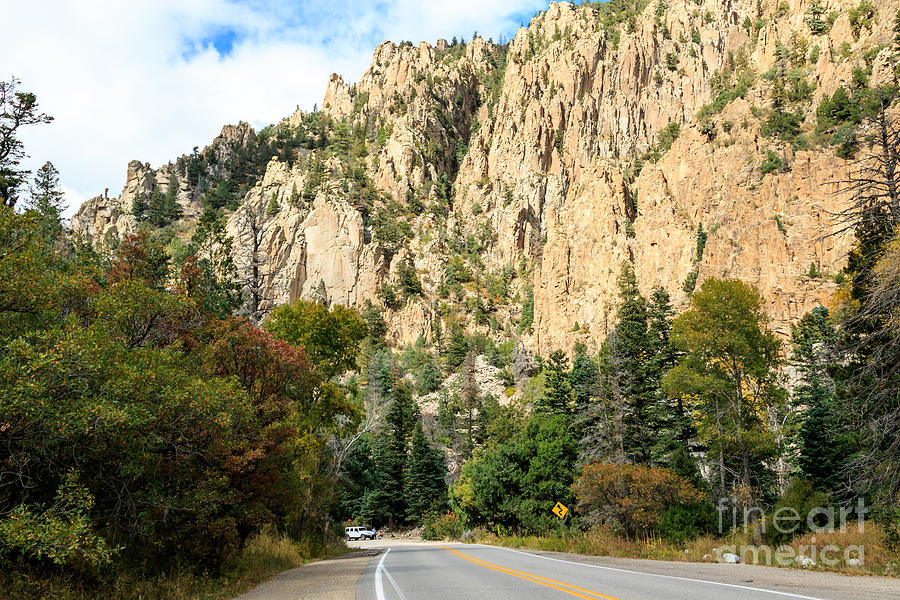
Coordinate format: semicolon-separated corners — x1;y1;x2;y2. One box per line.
573;463;703;538
0;218;360;580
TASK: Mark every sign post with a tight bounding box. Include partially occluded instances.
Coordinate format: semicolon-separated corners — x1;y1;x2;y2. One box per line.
552;501;569;542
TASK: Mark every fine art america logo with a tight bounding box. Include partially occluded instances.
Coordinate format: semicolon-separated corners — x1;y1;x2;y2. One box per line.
713;498;868;567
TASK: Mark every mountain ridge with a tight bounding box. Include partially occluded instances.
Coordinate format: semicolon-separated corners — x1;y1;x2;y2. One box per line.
71;0;900;354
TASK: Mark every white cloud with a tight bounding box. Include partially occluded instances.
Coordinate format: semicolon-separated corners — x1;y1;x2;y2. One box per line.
3;0;546;217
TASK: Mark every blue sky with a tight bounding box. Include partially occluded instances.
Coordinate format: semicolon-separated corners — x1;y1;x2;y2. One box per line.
3;0;550;215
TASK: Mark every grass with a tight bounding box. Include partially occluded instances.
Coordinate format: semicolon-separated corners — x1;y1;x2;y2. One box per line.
470;524;900;576
1;530;351;600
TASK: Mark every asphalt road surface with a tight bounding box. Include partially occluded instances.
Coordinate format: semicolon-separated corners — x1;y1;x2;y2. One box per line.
352;542;899;600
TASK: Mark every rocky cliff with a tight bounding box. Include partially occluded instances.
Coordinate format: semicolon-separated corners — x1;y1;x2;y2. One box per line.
72;0;900;354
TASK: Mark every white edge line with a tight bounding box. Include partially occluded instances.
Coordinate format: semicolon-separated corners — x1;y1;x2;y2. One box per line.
489;545;828;600
375;547;391;600
384;565;409;600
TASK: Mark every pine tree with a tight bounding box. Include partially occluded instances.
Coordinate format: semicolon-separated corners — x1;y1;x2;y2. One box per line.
646;287;691;462
571;347;600;444
571;349;600;414
190;210;242;317
446;324;469;371
393;379;420;442
266;193;280;216
404;420;447;522
164;174;181;221
147;186;168;227
580;331;629;464
792;306;851;495
1;78;53;207
613;262;654;463
369;349;395;404
131;194;145;220
26;161;65;241
417;354;441;395
367;384;418;528
367;430;406;528
540;349;572;415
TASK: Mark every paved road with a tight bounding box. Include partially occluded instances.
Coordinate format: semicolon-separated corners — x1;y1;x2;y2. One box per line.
353;542;899;600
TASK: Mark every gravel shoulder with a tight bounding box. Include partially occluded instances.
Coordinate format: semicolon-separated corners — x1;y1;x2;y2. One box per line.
506;546;899;600
232;549;379;600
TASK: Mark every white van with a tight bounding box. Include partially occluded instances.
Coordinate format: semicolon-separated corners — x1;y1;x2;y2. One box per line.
345;526;375;540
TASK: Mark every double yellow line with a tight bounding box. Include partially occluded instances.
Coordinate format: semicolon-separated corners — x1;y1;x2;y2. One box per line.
440;546;621;600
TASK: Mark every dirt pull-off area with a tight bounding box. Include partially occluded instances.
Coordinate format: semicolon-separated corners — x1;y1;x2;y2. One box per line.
232;549;379;600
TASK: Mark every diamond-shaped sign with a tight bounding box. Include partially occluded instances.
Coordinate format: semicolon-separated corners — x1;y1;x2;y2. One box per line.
552;501;568;519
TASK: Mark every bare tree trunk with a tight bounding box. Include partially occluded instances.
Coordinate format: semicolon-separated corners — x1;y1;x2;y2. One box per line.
237;201;272;324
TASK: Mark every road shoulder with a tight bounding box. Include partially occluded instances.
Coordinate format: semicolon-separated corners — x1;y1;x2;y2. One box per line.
233;549;379;600
485;545;899;600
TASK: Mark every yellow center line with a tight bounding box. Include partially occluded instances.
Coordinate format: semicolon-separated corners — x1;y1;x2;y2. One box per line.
440;546;622;600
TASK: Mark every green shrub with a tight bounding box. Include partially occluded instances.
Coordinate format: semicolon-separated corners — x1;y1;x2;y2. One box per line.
520;286;535;333
761;109;802;141
697;67;756;122
397;260;423;298
763;478;831;545
682;268;698;294
761;150;785;175
422;512;465;540
657;122;681;152
806;0;830;35
656;502;717;543
849;0;877;38
809;44;820;63
816;87;861;133
666;53;679;71
832;123;858;158
774;214;787;233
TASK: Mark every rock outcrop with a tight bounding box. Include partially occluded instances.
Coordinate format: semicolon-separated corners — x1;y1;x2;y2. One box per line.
71;0;900;354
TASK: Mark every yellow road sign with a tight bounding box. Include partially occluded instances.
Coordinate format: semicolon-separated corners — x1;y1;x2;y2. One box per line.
552;501;568;519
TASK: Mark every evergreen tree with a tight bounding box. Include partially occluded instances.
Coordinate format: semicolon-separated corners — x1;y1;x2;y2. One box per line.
164;174;181;221
147;186;168;227
369;349;395;403
540;349;572;415
366;384;418;528
417;354;441;395
266;193;280;216
646;286;690;462
570;348;600;416
338;436;377;520
580;331;629;464
366;430;406;528
613;262;654;463
189;210;242;317
446;324;469;370
26;161;65;241
475;393;503;445
1;78;53;207
792;306;851;495
393;379;420;442
404;420;448;521
131;194;146;220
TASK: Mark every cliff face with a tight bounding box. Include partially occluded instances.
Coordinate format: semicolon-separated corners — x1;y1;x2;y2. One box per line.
72;0;900;353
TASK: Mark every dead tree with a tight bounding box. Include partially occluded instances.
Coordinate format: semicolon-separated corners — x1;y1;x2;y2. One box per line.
235;200;272;324
833;90;900;246
832;90;900;507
